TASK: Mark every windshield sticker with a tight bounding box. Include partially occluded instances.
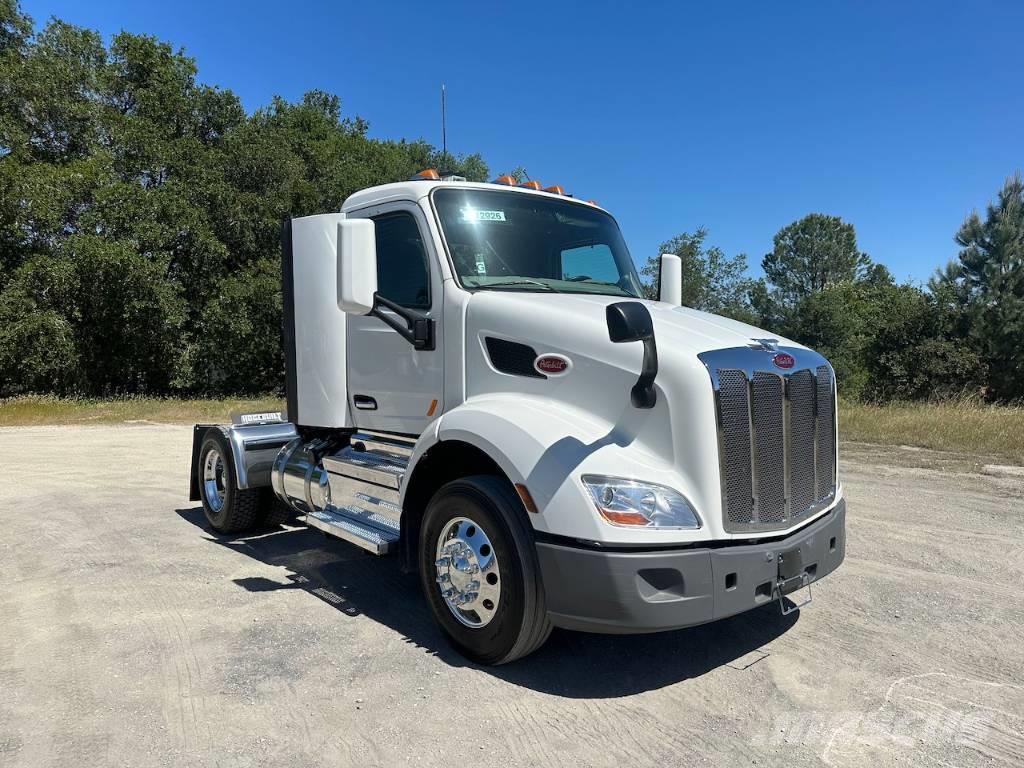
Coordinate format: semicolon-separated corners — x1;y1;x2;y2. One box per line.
461;208;506;222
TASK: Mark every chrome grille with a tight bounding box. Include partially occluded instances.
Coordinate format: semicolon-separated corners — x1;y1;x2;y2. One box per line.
700;346;837;533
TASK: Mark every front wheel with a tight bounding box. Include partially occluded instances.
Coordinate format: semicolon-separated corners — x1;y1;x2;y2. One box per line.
419;475;552;665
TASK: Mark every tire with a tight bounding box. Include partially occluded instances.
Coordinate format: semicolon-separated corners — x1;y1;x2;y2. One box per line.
197;430;265;534
259;496;292;528
419;475;552;665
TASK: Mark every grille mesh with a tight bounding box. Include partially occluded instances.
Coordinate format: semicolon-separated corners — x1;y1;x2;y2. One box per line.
717;370;753;524
788;370;816;516
752;372;786;523
815;365;836;500
712;357;836;531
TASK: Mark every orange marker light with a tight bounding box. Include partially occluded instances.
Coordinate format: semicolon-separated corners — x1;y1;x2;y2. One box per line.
519;180;541;190
426;398;438;417
494;174;517;185
413;168;441;180
586;199;599;206
515;484;539;514
544;184;565;195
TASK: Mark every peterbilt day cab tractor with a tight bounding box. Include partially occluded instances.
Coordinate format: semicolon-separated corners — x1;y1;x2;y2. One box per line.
189;170;846;664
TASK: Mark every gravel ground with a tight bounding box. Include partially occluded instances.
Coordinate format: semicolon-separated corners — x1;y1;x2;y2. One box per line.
1;424;1022;767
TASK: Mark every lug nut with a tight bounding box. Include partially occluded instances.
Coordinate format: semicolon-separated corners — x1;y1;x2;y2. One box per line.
435;557;450;568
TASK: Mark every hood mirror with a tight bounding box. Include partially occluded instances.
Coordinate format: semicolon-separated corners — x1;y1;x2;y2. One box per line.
606;302;658;409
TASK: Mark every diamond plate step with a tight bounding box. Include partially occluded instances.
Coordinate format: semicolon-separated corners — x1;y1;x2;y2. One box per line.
306;505;400;555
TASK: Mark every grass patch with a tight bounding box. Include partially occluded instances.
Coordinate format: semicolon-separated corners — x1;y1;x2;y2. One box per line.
840;398;1024;464
0;395;285;426
2;395;1021;465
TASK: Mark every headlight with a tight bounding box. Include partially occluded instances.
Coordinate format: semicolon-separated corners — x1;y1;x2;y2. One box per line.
581;475;702;529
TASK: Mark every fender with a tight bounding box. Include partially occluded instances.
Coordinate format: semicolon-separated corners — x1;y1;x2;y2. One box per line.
189;422;298;500
402;393;684;543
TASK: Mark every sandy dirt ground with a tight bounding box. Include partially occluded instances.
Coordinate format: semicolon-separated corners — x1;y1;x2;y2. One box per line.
1;424;1022;767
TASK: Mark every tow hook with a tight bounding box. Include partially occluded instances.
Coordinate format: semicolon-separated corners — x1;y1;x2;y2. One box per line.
774;547;812;616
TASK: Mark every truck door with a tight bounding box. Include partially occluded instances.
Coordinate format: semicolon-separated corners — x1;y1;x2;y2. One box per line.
345;203;444;435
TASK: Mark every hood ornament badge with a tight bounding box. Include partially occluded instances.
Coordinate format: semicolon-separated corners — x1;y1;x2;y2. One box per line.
749;338;779;353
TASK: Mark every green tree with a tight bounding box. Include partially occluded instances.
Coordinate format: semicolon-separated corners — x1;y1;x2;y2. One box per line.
187;259;283;394
761;213;871;308
0;3;490;396
942;173;1024;401
641;228;757;322
786;280;985;401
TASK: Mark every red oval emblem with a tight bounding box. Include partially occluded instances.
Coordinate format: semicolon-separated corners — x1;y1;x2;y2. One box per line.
535;355;571;376
773;352;795;369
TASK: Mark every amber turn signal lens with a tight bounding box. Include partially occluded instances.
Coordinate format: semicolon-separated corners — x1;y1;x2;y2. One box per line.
514;483;538;514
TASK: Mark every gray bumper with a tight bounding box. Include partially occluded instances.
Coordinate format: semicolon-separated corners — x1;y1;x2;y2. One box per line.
536;499;846;634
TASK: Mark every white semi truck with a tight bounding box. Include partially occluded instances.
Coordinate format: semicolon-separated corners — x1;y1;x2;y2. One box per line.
189;170;846;664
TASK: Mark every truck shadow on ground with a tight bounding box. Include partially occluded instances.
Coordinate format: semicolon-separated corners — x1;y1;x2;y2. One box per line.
176;507;798;698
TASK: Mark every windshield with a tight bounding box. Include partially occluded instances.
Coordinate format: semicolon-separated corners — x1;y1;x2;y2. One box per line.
432;188;643;297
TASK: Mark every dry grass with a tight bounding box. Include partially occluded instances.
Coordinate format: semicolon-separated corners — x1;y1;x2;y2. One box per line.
2;395;1021;465
0;395;285;426
840;398;1024;464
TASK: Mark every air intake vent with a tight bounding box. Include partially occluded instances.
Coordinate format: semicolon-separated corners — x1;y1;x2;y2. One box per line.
485;337;545;379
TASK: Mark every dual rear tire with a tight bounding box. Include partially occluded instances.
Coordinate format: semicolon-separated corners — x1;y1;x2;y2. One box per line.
197;430;288;533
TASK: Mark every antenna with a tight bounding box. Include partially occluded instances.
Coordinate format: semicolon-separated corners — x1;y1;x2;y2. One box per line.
441;84;447;158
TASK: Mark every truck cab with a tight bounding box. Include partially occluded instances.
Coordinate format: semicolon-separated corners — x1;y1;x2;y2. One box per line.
190;171;846;664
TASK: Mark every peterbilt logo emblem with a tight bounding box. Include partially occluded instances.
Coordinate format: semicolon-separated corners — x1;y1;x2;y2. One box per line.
773;352;796;369
535;354;571;376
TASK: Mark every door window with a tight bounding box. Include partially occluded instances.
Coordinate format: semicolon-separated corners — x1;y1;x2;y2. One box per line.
373;212;431;309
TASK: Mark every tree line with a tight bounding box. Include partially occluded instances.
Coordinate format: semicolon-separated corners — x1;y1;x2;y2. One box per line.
1;3;1021;403
643;177;1023;403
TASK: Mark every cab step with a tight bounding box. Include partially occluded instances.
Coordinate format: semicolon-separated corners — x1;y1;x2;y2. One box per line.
307;432;413;555
306;505;400;555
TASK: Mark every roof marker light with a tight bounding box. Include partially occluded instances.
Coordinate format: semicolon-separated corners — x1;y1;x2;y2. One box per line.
494;174;517;185
544;184;565;195
411;168;441;181
586;199;599;206
519;180;542;190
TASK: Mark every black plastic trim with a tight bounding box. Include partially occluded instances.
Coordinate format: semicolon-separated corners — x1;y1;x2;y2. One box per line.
281;218;299;424
243;438;291;452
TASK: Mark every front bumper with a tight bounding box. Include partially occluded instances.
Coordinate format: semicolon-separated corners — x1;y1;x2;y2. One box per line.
536;500;846;633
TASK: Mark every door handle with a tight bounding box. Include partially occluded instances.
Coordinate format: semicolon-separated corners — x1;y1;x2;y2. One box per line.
353;395;377;410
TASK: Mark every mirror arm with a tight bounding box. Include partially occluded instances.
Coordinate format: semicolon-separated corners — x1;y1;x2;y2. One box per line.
631;336;658;409
371;293;435;351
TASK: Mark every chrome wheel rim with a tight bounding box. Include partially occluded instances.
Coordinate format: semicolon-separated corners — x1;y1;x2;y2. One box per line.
202;448;226;513
434;516;501;628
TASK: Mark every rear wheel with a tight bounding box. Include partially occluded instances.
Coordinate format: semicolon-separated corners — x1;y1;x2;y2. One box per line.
419;475;551;665
197;430;265;533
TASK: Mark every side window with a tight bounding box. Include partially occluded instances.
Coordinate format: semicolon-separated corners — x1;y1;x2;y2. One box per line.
373;212;431;309
560;243;620;284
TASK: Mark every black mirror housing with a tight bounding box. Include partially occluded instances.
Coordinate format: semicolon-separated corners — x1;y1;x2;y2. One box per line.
606;301;654;343
605;301;658;409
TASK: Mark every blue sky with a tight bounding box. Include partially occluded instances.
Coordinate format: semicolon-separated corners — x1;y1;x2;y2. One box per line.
21;0;1024;283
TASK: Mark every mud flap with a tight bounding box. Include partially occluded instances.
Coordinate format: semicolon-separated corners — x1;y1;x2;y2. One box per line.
774;545;812;616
